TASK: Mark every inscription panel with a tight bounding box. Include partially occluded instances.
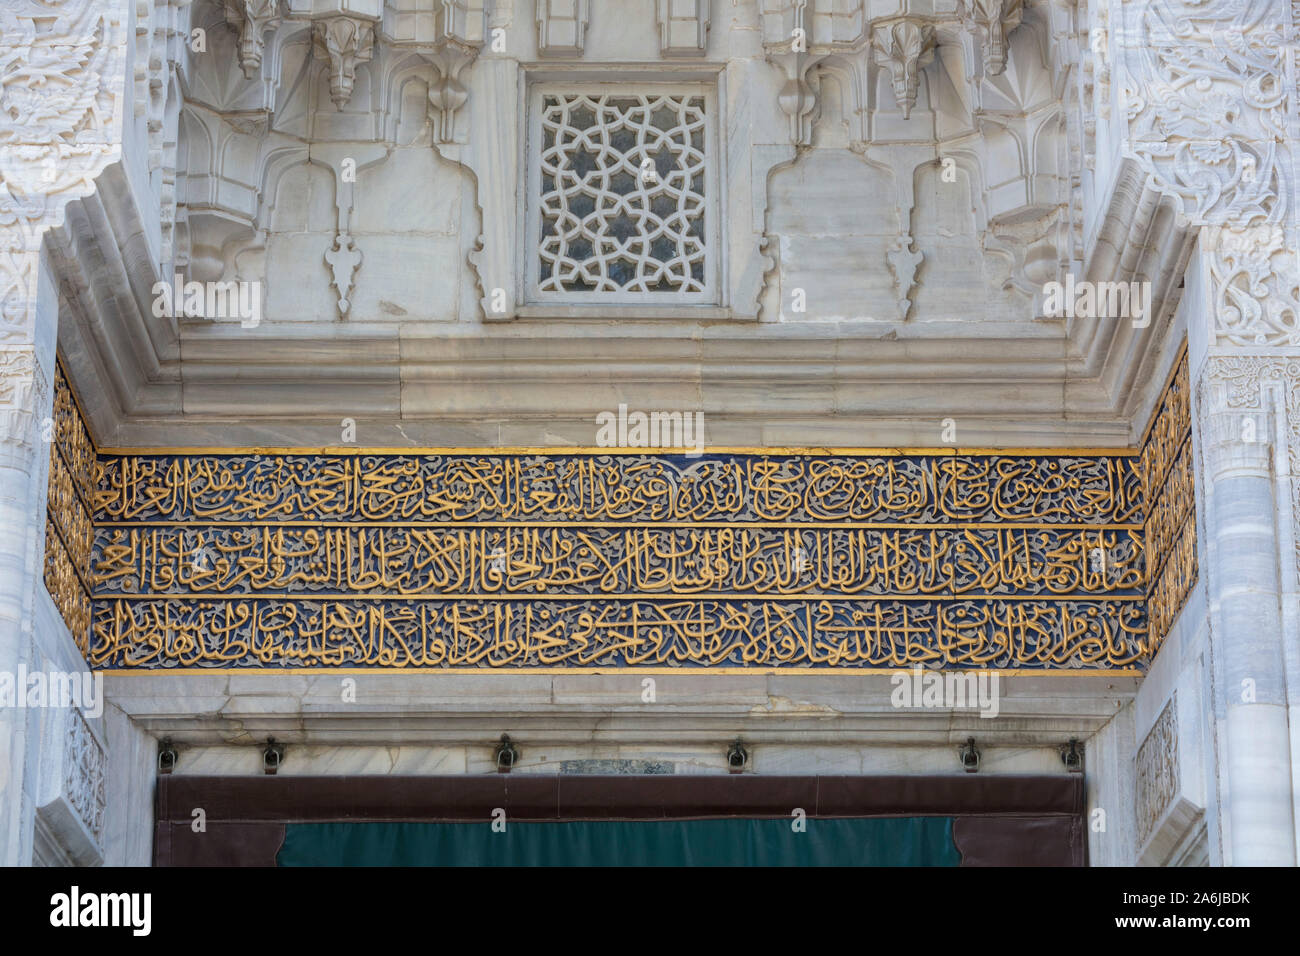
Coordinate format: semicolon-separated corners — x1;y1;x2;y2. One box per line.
1142;349;1197;654
89;448;1147;670
39;349;1199;672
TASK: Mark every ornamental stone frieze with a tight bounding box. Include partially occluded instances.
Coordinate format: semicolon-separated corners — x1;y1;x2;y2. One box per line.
1118;0;1288;229
1113;0;1296;346
11;0;1234;447
1203;225;1299;349
152;0;1082;332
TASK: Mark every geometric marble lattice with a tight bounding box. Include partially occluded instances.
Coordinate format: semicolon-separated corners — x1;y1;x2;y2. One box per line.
534;91;711;299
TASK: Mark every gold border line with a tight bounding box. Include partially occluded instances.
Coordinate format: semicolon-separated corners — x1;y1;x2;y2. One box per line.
97;520;1146;529
96;666;1146;677
95;592;1148;601
97;444;1142;456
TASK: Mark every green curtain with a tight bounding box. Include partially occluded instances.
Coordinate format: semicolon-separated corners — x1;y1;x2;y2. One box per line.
278;817;960;866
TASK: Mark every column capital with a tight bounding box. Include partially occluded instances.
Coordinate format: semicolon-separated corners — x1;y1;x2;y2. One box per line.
1201;403;1272;480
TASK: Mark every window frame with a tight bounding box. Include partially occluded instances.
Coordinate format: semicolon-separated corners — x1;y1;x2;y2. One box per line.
520;78;723;309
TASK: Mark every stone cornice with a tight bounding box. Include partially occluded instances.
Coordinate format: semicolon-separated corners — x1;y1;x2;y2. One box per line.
106;672;1140;747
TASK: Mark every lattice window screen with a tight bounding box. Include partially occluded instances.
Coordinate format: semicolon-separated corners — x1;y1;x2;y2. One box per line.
528;87;717;304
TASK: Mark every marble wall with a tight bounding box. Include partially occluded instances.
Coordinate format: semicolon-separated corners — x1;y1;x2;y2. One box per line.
3;0;1299;868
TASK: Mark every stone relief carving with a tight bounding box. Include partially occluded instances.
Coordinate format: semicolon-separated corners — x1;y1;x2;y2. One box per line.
64;708;106;845
871;20;935;121
0;347;39;455
886;236;924;319
223;0;282;80
1199;353;1300;583
1136;696;1179;845
1111;0;1300;606
136;0;189;267
1204;225;1300;348
324;232;362;315
958;0;1024;77
756;3;1067;322
0;0;124;341
313;16;376;109
1121;0;1287;228
175;2;490;318
157;1;1079;325
420;33;480;143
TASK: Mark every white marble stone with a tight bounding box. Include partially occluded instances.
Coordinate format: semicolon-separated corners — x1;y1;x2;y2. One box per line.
2;0;1299;871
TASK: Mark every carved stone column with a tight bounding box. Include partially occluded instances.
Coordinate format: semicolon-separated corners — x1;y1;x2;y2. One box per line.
0;0;124;865
1200;394;1294;863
